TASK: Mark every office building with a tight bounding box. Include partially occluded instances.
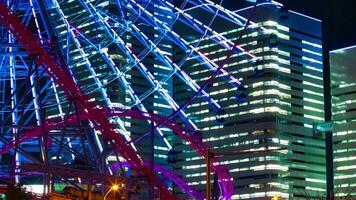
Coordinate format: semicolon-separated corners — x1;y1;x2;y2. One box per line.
0;1;328;199
174;2;326;199
330;45;356;198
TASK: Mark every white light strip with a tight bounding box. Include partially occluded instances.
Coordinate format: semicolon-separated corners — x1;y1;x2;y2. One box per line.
53;0;137;151
330;45;356;53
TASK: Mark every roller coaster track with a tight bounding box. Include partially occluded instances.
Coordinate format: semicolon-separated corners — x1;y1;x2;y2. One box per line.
0;3;234;199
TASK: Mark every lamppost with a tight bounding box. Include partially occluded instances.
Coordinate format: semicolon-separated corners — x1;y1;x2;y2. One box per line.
104;184;119;200
271;196;280;200
206;149;212;200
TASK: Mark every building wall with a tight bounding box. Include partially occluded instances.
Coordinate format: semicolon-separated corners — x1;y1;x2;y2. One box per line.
174;3;325;199
0;1;328;198
330;46;356;197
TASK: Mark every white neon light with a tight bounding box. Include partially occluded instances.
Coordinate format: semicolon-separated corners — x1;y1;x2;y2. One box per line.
330;45;356;53
75;27;173;149
53;0;137;152
129;0;243;89
130;24;221;111
84;0;199;131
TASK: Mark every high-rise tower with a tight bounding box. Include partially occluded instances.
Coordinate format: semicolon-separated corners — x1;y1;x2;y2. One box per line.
174;2;326;199
330;45;356;198
0;0;327;199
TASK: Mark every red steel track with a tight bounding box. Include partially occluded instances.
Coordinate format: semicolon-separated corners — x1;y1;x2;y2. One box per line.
0;107;233;199
0;3;233;200
0;3;176;199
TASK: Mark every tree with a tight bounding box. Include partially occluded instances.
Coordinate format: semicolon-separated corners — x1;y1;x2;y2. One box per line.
5;184;32;200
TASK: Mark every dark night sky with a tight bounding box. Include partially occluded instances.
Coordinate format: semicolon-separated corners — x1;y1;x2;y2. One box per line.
217;0;356;51
282;0;356;50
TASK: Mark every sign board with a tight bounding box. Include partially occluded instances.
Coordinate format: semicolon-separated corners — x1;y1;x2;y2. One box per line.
314;122;333;133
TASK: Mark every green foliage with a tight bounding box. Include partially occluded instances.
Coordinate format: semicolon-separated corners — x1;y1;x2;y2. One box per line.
5;184;32;200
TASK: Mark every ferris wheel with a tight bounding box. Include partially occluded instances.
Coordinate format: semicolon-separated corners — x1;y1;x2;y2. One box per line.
0;0;285;199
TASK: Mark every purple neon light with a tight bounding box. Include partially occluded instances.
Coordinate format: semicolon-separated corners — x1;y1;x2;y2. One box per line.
111;162;204;200
0;2;236;199
0;4;176;199
0;107;234;200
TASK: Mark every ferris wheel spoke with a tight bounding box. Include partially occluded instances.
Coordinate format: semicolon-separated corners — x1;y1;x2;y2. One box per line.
190;0;246;26
0;0;250;199
0;66;60;136
162;0;258;61
52;0;174;150
0;3;180;198
128;23;222;112
127;0;242;91
51;0;137;150
160;0;232;49
78;0;199;132
77;26;174;150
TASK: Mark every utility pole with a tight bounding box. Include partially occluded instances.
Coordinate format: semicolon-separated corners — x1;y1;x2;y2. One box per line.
206;149;211;200
150;121;155;200
88;178;92;200
205;148;286;200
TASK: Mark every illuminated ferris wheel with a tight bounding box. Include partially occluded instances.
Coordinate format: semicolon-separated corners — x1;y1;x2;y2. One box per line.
0;0;285;199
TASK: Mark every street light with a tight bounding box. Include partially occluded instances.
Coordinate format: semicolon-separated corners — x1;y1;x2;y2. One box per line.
104;184;119;200
111;185;119;191
271;196;280;200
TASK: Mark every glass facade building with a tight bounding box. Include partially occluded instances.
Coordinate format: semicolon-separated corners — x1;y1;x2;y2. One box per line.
330;45;356;198
174;3;326;199
47;0;175;165
0;1;330;199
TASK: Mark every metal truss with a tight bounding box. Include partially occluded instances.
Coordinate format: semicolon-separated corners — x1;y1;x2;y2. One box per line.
0;0;285;199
